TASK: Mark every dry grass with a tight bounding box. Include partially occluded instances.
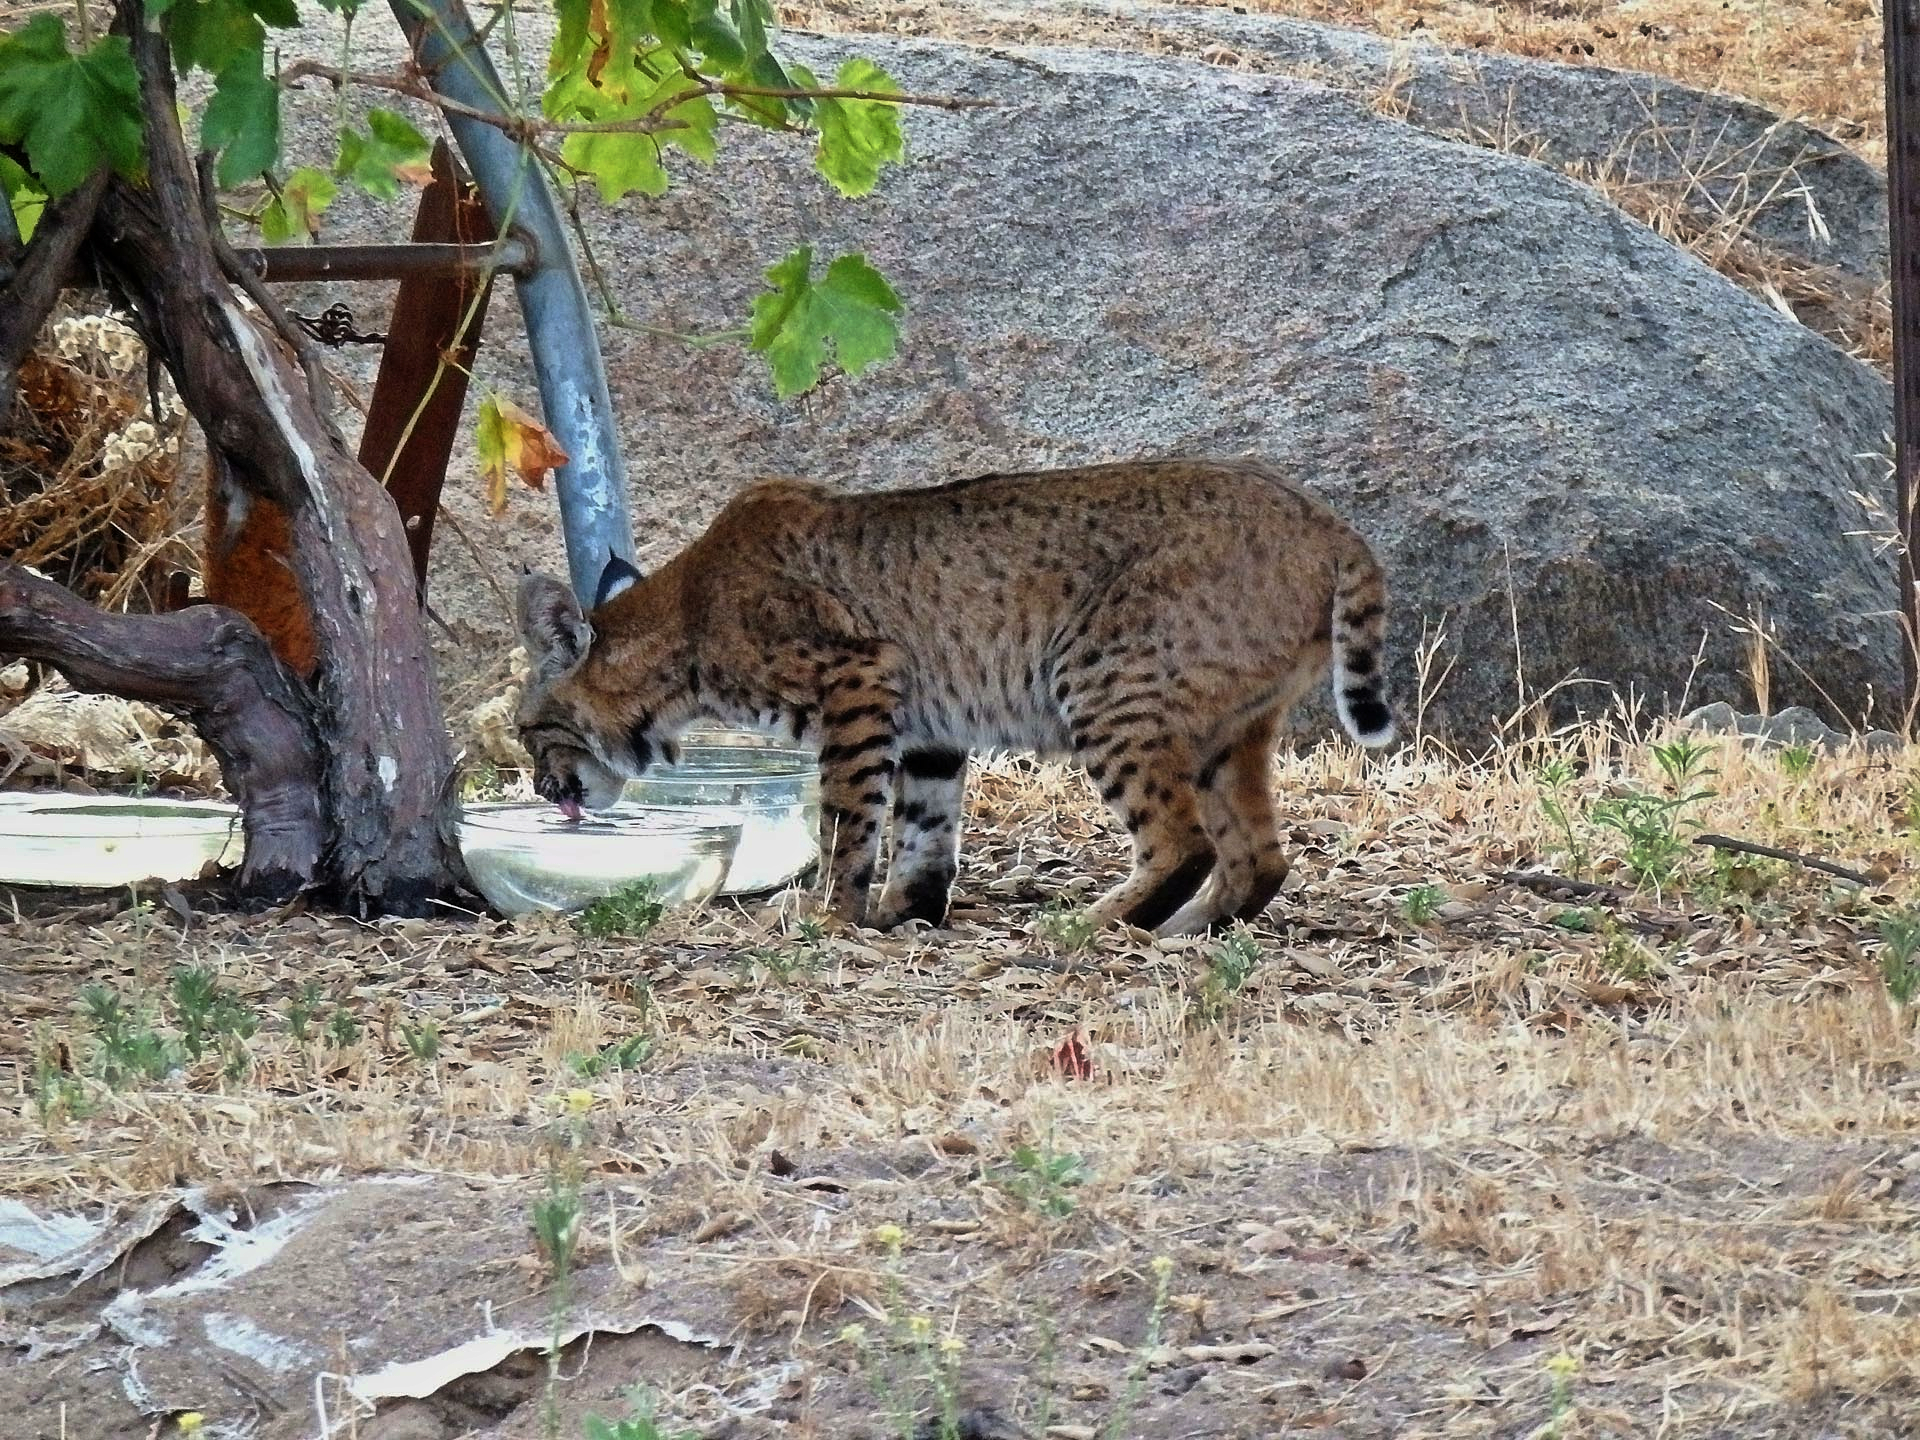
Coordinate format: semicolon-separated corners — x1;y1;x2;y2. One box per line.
3;727;1917;1433
1223;0;1890;167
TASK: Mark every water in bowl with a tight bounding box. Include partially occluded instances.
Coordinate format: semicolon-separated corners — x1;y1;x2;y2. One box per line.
458;803;741;917
620;726;819;896
0;792;243;887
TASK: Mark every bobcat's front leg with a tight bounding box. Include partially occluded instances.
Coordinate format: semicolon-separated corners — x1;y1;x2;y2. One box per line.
814;649;903;925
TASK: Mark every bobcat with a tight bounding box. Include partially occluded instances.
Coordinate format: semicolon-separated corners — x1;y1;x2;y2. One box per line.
514;456;1395;935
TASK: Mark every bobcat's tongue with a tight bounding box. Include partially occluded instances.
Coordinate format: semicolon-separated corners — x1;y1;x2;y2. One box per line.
557;798;585;822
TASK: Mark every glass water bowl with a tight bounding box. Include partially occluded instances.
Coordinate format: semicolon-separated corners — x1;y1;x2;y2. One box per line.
0;792;244;887
620;726;820;896
458;803;742;918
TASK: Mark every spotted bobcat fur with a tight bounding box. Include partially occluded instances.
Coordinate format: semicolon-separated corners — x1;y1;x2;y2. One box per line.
514;456;1395;934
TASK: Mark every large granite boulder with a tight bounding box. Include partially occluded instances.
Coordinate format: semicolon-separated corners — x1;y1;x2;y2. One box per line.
256;10;1897;739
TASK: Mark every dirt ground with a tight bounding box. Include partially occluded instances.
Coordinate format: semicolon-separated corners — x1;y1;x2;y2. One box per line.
3;734;1918;1439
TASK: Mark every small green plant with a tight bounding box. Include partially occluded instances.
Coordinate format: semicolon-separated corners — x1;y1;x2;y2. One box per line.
170;965;254;1062
569;1032;656;1077
1549;907;1597;932
840;1224;966;1440
1400;883;1445;925
1599;925;1661;982
1878;910;1920;1006
326;1004;362;1049
583;1389;697;1440
1104;1256;1176;1440
743;938;818;983
532;1157;587;1440
400;1018;441;1063
284;981;324;1043
1589;741;1717;893
990;1136;1088;1220
578;880;665;939
1777;741;1816;779
1037;902;1098;952
1535;756;1588;875
32;1035;88;1123
794;912;829;944
80;984;177;1087
1193;926;1262;1023
1650;734;1716;792
1542;1349;1581;1437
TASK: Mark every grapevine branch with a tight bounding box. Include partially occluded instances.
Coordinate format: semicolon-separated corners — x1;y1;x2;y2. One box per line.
278;58;993;147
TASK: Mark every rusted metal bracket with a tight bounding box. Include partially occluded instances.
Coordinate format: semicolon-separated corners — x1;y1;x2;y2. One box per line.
356;139;499;595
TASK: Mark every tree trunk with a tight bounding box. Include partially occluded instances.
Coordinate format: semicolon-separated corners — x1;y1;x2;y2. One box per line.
0;562;322;901
76;0;464;913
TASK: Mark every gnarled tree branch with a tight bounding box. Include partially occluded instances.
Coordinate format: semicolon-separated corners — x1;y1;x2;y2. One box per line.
0;562;323;901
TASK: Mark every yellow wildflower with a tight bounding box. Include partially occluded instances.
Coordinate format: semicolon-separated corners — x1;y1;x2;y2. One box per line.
873;1222;905;1252
176;1416;206;1436
563;1088;595;1114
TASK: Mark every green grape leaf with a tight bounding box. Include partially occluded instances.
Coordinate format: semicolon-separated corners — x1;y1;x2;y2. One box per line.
811;58;902;198
165;0;267;77
551;0;592;79
686;0;745;69
260;164;335;242
561;69;717;201
1;153;47;244
334;107;430;199
200;48;280;187
246;0;301;27
563;129;669;202
647;0;692;49
0;18;144;197
748;246;902;399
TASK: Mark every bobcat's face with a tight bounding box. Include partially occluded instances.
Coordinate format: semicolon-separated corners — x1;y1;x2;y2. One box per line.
514;564;681;818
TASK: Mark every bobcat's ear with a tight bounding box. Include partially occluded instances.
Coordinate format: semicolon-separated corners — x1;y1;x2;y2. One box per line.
517;571;592;679
594;550;644;609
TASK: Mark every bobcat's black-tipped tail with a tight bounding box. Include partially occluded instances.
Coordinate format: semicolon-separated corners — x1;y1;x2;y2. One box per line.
1331;545;1395;748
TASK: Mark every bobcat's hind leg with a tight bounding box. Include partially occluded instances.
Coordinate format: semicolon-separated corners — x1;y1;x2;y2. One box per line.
873;747;967;929
1163;710;1290;935
1072;728;1216;932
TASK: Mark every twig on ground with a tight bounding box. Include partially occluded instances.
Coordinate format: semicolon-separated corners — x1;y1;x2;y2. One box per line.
1692;832;1878;887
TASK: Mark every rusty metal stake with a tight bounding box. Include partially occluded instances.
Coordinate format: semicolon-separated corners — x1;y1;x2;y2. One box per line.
1890;0;1920;716
356;140;498;596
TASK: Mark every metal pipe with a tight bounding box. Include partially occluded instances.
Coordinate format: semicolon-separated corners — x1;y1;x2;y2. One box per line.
387;0;637;603
235;236;531;283
1888;0;1920;716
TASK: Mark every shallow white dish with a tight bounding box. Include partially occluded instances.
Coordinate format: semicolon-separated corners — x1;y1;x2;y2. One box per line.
619;725;820;896
0;792;243;887
458;802;742;918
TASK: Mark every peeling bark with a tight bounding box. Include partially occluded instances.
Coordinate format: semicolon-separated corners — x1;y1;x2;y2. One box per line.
0;562;322;901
